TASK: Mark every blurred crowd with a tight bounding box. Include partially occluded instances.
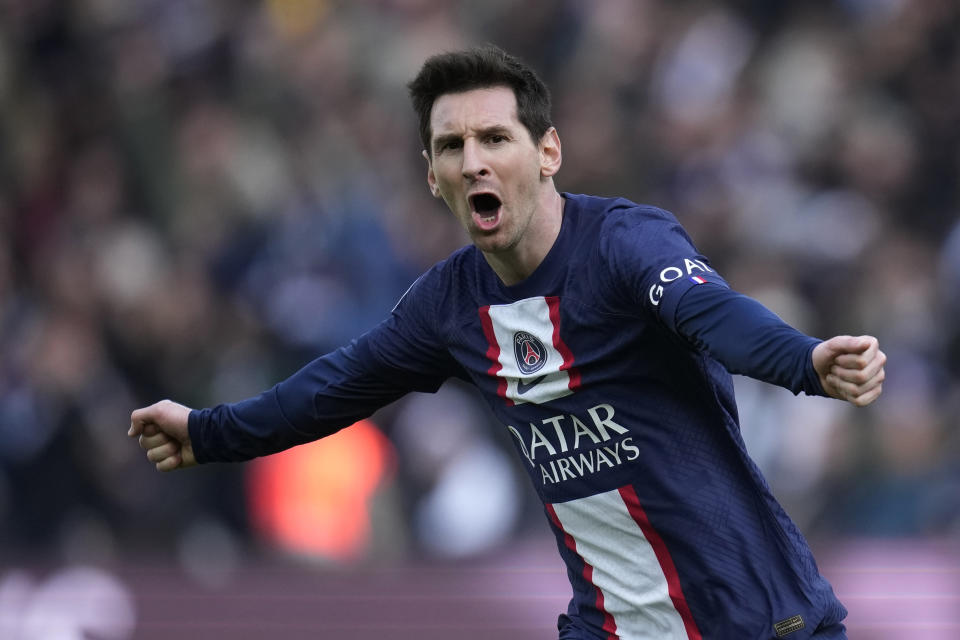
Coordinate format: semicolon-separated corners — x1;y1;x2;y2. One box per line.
0;0;958;574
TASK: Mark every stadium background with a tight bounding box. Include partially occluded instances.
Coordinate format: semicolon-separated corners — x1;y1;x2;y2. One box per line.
0;0;958;638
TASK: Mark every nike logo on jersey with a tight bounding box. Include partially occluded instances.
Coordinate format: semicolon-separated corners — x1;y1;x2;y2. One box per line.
516;375;547;395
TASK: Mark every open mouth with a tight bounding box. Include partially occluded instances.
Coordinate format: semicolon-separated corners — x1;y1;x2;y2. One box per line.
469;193;502;230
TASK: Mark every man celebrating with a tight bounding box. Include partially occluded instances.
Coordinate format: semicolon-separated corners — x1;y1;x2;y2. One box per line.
130;46;885;639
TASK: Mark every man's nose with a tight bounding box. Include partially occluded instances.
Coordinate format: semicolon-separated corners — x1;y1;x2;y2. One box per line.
461;139;489;180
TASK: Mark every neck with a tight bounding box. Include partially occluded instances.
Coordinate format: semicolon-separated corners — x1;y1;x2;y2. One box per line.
483;188;565;286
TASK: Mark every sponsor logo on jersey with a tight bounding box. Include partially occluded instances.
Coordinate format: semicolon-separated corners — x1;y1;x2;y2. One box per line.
507;403;640;485
648;257;715;306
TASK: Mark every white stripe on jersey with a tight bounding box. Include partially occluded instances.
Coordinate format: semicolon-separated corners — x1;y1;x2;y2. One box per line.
485;297;572;405
551;489;691;639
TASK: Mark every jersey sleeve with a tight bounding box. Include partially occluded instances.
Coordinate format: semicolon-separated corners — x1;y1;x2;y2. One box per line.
189;266;466;463
602;205;729;327
674;284;826;396
602;204;825;397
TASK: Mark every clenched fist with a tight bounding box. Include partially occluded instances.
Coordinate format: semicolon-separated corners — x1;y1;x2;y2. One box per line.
812;335;886;407
129;400;197;472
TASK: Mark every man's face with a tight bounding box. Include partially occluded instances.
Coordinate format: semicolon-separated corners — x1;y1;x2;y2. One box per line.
425;86;556;257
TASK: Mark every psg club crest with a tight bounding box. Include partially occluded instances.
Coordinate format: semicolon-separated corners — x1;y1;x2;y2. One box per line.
514;331;548;375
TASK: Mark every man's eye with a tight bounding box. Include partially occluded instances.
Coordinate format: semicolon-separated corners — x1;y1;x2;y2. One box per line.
489;135;506;144
441;141;462;151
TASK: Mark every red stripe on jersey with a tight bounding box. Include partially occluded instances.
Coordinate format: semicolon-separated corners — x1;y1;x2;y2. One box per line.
546;503;618;639
618;485;702;640
545;296;582;392
478;305;512;406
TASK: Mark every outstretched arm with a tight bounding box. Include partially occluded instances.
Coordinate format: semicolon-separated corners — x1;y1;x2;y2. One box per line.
128;347;418;471
128;267;467;469
675;284;886;406
601;209;886;406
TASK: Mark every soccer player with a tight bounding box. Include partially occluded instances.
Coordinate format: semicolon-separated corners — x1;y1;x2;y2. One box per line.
130;46;885;639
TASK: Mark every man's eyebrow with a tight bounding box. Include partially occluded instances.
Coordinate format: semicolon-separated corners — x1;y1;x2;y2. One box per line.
432;133;462;151
476;125;512;137
432;126;514;151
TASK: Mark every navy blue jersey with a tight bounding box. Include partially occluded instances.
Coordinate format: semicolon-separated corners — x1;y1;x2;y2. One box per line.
190;193;846;639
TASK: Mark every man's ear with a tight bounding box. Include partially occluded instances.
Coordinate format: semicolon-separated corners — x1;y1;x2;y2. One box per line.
423;149;440;198
539;127;562;178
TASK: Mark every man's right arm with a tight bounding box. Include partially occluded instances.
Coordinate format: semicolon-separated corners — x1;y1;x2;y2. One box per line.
131;266;464;469
188;332;442;463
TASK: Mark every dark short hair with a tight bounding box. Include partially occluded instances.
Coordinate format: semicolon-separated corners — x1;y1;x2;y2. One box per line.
407;45;553;153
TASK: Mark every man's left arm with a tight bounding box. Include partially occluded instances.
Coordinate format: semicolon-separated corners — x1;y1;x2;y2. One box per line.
599;207;885;406
673;284;886;406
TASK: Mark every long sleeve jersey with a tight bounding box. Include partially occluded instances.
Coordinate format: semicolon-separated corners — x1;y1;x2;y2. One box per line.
189;193;846;640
